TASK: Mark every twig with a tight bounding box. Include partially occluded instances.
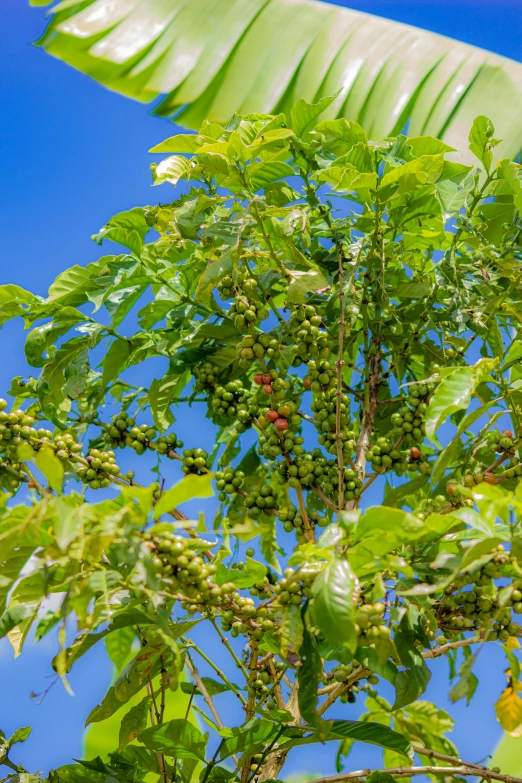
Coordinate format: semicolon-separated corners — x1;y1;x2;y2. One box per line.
185;651;239;766
311;484;339;512
182;637;247;706
411;745;484;770
309;766;522;783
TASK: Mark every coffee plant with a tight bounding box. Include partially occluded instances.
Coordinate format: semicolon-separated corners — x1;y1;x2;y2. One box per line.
1;98;522;783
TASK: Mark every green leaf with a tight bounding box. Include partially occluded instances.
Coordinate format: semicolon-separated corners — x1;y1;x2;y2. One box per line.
274;603;304;659
153;474;214;519
330;720;411;757
151;155;193;186
0;604;37;638
35;447;64;492
393;664;432;712
118;697;150;752
101;339;132;386
149;373;188;431
150;134;201;154
298;622;326;730
138;719;207;761
8;726;32;746
352;506;425;558
290;95;336;138
55;501;85;551
86;646;165;725
311;559;359;654
469;115;498;171
392;609;431;710
286;269;329;304
219;719;280;761
425;358;495;442
216;557;267;589
382;154;446;192
105;627;136;673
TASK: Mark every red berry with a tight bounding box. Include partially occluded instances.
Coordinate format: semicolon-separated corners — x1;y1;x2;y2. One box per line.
303;378;312;390
262;374;272;385
254;373;264;385
503;429;513;438
274;417;288;431
262;384;273;395
410;447;421;460
28;481;35;489
267;410;279;422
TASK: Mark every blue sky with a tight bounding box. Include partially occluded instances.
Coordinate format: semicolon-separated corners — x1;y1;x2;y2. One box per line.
1;0;522;775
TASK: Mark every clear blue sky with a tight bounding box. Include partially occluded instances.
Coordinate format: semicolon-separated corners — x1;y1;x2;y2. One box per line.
1;0;521;775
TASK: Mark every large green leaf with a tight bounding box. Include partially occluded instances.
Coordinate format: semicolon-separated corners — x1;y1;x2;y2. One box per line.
310;558;359;653
35;0;522;160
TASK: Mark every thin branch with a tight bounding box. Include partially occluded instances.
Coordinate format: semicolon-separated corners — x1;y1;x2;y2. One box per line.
185;652;239;766
411;745;484;770
335;240;347;509
183;637;247;706
309;766;522;783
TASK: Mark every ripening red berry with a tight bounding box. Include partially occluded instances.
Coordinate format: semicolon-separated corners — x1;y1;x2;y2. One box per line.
410;447;421;460
303;378;312;390
503;429;513;438
262;374;272;385
254;373;264;385
28;481;35;489
483;472;496;485
262;384;273;395
447;484;455;495
274;417;289;431
267;410;279;421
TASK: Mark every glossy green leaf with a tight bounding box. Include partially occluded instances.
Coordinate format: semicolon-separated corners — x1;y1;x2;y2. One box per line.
311;559;359;653
425;358;495;442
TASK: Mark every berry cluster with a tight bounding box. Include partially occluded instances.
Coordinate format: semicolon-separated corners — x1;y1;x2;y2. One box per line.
244;485;278;518
437;547;522;640
181;448;209;475
286;304;331;365
145;530;223;611
215;467;245;500
193;362;219;391
76;449;123;490
236;333;280;368
210;380;249;420
366;436;406;473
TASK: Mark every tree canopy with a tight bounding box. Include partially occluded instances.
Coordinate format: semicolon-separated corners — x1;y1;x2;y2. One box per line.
1;98;522;780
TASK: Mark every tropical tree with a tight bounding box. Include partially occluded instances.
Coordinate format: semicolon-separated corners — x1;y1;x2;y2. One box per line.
1;99;522;781
31;0;522;160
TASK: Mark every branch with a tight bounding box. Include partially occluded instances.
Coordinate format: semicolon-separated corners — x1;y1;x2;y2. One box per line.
309;767;522;783
185;652;239;766
335;241;347;509
346;347;380;510
183;637;247;706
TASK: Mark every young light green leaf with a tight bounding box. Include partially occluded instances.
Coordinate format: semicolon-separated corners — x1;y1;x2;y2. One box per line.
35;447;64;492
153;473;214;519
469;115;498;171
